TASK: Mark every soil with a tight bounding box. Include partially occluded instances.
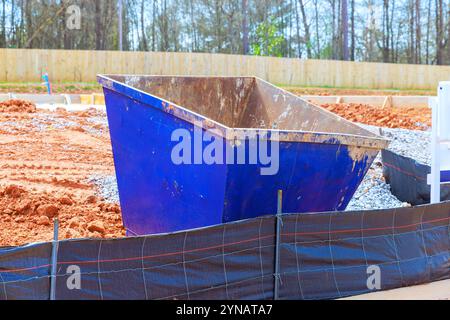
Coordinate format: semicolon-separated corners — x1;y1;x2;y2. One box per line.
0;99;37;113
0;100;125;246
321;103;431;131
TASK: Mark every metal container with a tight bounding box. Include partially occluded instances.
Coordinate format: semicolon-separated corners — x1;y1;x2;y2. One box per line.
98;75;388;235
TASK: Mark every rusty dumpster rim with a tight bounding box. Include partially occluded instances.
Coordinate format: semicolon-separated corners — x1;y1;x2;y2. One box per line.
97;74;389;150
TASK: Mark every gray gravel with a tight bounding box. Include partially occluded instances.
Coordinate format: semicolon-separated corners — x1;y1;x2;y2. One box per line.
88;174;120;204
0;113;80;133
361;124;431;165
346;124;431;211
83;115;109;137
346;154;408;211
85;114;116;201
86;115;108;127
382;127;431;166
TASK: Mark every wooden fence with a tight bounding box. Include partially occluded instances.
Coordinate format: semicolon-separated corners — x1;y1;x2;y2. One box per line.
0;48;449;89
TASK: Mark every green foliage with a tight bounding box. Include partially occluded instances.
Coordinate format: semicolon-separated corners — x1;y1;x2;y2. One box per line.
319;43;333;60
251;18;285;57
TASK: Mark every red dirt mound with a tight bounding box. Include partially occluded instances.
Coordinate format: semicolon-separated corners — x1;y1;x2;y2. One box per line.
0;99;36;113
0;107;125;246
0;184;124;246
321;103;431;131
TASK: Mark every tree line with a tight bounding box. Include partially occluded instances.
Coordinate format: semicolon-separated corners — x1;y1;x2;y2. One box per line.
0;0;449;65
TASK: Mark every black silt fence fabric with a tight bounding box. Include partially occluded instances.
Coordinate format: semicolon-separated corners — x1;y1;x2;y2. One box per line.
55;216;276;300
55;203;449;300
0;202;449;300
279;203;450;299
0;243;52;300
382;149;450;205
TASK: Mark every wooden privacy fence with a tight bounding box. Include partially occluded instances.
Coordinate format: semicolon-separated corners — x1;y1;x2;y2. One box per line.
0;48;449;89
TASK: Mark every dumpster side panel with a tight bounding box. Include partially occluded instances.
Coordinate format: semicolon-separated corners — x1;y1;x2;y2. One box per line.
103;88;227;235
223;142;378;221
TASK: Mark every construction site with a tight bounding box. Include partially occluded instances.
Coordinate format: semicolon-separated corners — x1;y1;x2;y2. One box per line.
1;69;449;301
0;86;434;247
0;0;450;303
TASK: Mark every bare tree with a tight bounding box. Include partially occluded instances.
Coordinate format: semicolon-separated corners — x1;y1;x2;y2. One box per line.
381;0;391;62
435;0;445;64
0;0;447;65
425;0;432;63
140;0;148;51
95;1;103;50
242;0;249;54
298;0;312;58
415;0;421;64
1;0;6;46
341;0;349;60
350;0;355;61
294;0;301;57
313;0;321;58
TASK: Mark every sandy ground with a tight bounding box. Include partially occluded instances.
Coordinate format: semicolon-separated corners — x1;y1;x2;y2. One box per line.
341;279;450;300
0;100;125;246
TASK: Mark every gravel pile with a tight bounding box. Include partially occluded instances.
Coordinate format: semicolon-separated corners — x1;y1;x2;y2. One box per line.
361;124;431;165
346;124;431;211
346;154;408;211
381;127;431;165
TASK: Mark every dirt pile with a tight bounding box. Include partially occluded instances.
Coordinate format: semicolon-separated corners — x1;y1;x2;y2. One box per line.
0;99;36;113
0;185;123;245
321;103;431;131
0;105;125;246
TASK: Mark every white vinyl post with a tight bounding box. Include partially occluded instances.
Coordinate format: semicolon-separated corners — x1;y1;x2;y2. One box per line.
438;82;450;141
429;82;450;204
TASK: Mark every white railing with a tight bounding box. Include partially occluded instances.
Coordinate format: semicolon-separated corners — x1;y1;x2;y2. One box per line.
428;82;450;203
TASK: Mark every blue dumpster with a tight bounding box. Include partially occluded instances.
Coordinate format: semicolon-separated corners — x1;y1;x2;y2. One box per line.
98;75;389;236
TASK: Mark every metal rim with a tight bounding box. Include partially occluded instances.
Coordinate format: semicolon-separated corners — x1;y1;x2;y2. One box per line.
97;74;389;150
